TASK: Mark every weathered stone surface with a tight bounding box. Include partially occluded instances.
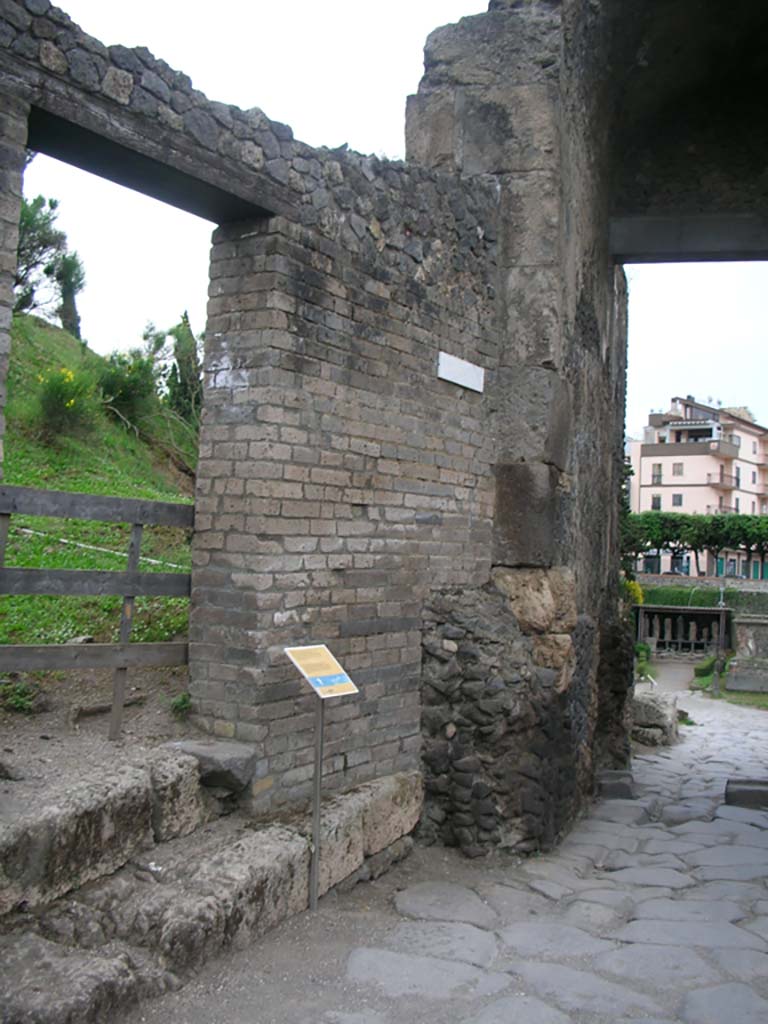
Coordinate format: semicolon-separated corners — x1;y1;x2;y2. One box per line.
712;948;768;981
509;962;664;1016
346;948;507;999
0;933;163;1024
681;983;768;1024
0;766;152;915
394;882;498;929
594;943;721;989
632;897;744;922
145;750;205;842
492;567;577;635
601;868;693;889
387;920;498;967
612;919;767;950
359;772;422;856
163;739;260;792
631;693;678;745
498;921;614;958
463;995;571;1024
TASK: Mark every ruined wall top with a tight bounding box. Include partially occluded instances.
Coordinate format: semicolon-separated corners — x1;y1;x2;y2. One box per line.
0;0;499;304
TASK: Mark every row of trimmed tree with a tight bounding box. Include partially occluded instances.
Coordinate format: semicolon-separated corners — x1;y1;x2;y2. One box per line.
622;511;768;578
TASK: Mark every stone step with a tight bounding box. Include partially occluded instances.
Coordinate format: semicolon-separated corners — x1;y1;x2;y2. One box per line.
0;771;421;1024
0;748;206;917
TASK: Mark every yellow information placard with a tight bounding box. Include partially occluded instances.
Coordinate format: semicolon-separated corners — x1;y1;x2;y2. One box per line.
285;644;359;699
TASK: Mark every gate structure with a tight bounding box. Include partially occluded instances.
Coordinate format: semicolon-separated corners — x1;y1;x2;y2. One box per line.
3;0;762;853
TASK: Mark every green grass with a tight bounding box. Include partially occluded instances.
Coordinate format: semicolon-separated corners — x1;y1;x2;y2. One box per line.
689;652;768;710
0;315;192;647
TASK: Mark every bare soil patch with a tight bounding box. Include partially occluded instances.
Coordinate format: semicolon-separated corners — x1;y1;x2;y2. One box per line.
0;664;198;816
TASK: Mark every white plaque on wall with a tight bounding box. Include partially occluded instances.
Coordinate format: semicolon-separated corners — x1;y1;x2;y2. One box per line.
437;351;485;393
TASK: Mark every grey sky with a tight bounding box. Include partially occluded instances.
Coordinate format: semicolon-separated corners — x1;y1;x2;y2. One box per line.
20;2;768;436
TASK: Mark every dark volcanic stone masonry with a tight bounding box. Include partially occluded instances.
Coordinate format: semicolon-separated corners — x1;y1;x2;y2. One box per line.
0;0;648;844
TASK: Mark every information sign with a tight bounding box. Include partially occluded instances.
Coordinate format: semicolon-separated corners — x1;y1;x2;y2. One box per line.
285;644;359;698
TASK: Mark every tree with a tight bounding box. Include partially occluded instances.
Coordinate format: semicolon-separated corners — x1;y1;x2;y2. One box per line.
14;195;66;314
166;312;202;427
52;251;85;339
14;193;86;338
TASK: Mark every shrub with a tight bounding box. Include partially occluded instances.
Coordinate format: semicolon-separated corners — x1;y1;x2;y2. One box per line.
694;654;717;677
170;691;192;719
36;365;96;439
623;578;644;606
635;641;651;661
0;680;37;713
97;351;156;426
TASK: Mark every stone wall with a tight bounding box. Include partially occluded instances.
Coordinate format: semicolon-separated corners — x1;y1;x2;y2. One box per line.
194;182;500;810
0;89;28;477
0;0;636;844
405;0;632;851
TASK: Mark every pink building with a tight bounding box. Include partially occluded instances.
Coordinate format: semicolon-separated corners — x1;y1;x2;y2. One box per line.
628;396;768;576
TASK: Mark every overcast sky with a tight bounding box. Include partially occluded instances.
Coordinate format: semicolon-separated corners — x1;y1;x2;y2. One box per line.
21;1;768;438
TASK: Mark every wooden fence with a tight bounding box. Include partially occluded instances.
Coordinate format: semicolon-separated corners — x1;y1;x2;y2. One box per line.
0;484;192;739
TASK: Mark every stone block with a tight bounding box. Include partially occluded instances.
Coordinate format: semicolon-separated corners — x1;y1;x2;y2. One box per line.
458;83;558;175
631;691;678;746
359;771;423;856
163;738;260;792
492;462;562;567
144;749;206;842
405;89;457;170
318;791;367;896
0;766;152;915
492;566;577;634
494;366;571;469
503;265;563;370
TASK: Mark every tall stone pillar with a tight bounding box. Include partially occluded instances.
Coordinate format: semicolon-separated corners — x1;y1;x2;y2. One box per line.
0;92;29;475
406;0;633;853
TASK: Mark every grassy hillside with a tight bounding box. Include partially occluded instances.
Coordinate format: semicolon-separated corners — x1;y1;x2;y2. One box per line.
1;315;192;646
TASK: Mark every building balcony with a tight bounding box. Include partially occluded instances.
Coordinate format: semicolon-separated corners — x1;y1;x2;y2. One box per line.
707;473;737;489
640;439;739;459
706;505;737;515
709;439;739;458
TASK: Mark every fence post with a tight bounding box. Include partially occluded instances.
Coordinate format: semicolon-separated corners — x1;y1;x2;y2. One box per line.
108;523;144;740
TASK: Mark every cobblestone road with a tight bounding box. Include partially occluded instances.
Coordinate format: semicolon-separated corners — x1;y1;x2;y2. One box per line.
123;674;768;1024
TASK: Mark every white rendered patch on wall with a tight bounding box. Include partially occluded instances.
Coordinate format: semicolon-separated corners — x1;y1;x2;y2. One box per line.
437;351;485;393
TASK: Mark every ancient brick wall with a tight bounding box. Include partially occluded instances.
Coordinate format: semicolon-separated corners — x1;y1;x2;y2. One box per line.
0;0;636;844
0;90;27;477
193;173;500;808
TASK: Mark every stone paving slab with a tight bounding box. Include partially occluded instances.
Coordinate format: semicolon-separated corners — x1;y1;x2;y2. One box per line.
593;943;722;989
393;882;498;930
680;983;768;1024
461;995;572;1023
508;961;665;1016
101;684;768;1024
346;948;508;1000
498;922;615;958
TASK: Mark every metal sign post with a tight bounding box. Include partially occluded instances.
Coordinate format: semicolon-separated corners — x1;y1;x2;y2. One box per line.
285;645;359;912
309;696;325;911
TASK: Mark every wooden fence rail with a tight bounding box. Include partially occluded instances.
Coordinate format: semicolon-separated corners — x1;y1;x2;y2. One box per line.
0;483;193;739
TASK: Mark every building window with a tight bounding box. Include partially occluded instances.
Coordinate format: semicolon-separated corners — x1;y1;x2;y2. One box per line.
735;467;741;487
651;463;662;485
672;494;683;507
672;463;683;476
735;497;740;513
752;501;756;514
752;471;757;484
753;441;758;454
651;495;661;510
